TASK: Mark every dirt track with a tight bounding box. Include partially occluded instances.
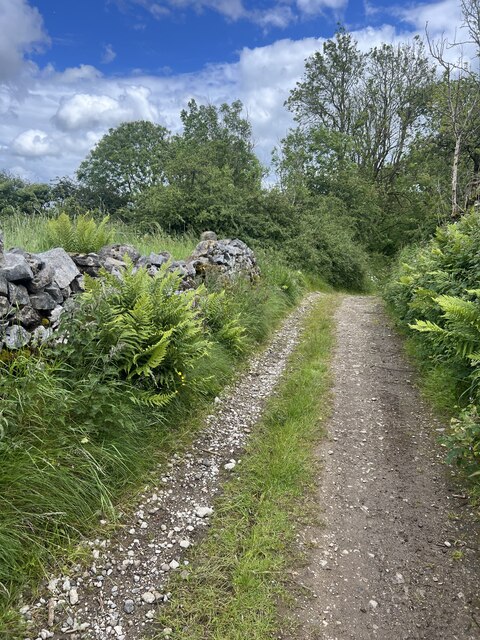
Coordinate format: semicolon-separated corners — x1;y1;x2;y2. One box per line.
288;296;480;640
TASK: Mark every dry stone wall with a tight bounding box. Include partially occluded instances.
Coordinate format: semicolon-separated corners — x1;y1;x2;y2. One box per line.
0;231;259;350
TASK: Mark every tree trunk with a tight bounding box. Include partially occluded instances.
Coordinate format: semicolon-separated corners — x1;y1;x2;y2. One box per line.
452;134;462;219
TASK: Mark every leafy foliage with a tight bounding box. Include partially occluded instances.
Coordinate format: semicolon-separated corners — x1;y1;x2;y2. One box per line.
77;121;171;210
0;238;307;633
198;289;247;355
0;171;51;215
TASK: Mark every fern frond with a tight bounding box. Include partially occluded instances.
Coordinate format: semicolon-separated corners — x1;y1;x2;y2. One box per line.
131;390;176;407
435;295;480;330
409;320;445;333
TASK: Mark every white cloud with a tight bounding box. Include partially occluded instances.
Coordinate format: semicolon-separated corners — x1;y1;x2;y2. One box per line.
53;86;159;131
102;44;117;64
120;0;346;25
397;0;462;33
252;5;296;29
11;129;57;157
0;0;49;81
129;0;245;21
44;64;103;84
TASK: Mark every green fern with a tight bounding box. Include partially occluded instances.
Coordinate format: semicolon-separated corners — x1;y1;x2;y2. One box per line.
411;293;480;365
46;212;115;253
81;262;210;405
198;290;247;355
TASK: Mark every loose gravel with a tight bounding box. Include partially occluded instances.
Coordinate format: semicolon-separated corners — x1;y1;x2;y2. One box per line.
287;296;480;640
20;293;320;640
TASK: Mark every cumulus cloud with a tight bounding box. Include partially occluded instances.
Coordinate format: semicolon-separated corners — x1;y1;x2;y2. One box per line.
11;129;57;157
397;0;462;32
53;86;159;131
0;0;49;81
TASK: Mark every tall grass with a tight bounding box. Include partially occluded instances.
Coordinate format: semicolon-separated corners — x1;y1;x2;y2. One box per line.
115;222;197;260
0;213;196;259
0;213;51;252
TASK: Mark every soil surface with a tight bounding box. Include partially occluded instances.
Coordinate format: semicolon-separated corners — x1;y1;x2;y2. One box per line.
20;294;320;640
287;296;480;640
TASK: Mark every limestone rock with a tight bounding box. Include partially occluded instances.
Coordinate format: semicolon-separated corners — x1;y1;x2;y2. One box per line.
44;283;64;304
31;325;53;345
99;244;140;264
4;325;31;349
1;253;34;282
28;264;54;292
187;236;259;281
30;291;57;311
148;251;171;266
71;253;102;277
0;296;10;318
200;231;218;241
16;305;43;329
0;274;7;296
38;248;80;289
8;282;30;307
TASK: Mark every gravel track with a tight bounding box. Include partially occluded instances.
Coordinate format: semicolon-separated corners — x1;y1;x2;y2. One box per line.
287;296;480;640
21;293;321;640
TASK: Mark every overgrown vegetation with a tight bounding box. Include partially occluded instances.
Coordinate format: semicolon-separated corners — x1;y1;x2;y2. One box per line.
0;242;307;636
156;295;335;639
385;209;480;491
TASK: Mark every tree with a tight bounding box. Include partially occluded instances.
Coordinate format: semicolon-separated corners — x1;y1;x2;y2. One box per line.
134;100;263;233
173;99;262;190
286;29;433;181
77;121;171;210
358;39;434;182
0;171;51;215
286;28;365;139
426;0;480;217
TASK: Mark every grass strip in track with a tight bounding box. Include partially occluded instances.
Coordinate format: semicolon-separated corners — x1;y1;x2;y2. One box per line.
156;294;337;639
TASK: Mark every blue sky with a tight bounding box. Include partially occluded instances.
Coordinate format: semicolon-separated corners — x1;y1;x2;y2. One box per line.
0;0;465;181
31;0;392;74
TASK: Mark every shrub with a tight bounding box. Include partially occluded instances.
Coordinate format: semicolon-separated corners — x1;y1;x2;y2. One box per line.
446;406;480;474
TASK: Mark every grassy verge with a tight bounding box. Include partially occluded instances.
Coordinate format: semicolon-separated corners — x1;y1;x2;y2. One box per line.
156;294;337;640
